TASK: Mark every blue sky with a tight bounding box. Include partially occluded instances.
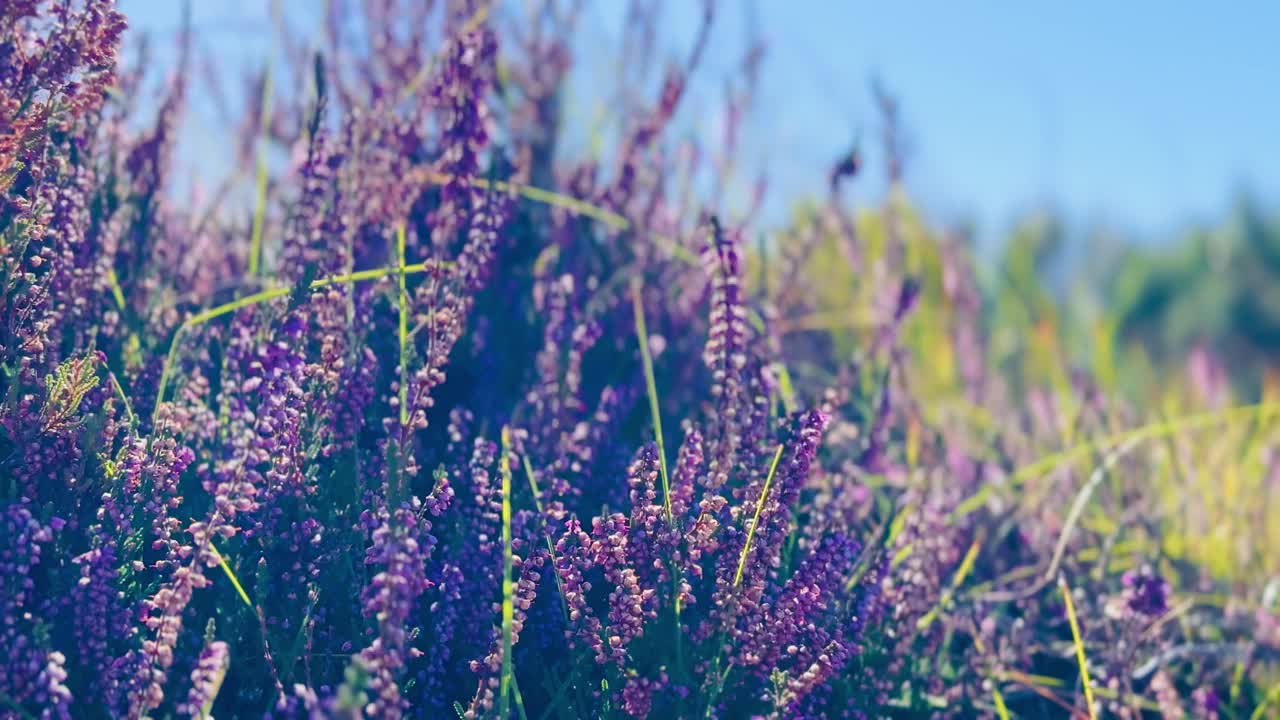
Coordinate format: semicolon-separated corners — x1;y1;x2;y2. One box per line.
120;1;1280;245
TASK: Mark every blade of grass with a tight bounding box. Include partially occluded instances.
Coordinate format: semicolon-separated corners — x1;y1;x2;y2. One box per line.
511;669;530;720
917;531;983;630
1250;679;1280;720
247;54;274;277
105;267;127;310
104;366;137;429
734;444;786;587
773;361;798;415
1229;654;1247;707
1044;440;1136;582
396;223;410;427
845;501;910;592
1059;575;1097;720
891;543;915;568
209;540;253;610
421;170;698;264
630;278;688;684
388;222;413;503
991;685;1011;720
535;670;578;720
630;279;673;525
995;670;1090;719
522;455;570;625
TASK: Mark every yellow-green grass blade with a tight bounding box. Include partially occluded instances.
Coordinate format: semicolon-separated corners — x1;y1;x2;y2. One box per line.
734;445;786;587
1059;576;1097;720
209;540;253;610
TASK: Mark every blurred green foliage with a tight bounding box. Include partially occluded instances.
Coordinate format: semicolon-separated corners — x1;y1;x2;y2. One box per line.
1107;196;1280;394
760;186;1280;584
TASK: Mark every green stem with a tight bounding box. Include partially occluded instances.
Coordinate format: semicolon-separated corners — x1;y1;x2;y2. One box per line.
247;55;274;277
630;279;686;680
522;455;571;625
396;223;410;427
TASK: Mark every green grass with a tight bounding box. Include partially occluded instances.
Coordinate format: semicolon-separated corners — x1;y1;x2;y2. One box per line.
630;279;674;526
951;400;1280;521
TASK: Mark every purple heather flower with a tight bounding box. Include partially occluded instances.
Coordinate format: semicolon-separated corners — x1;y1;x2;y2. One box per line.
428;12;498;254
740;532;861;674
354;496;444;719
71;540;129;686
1122;565;1171;618
701;217;749;490
179;639;229;717
554;517;606;661
2;502;74;719
670;427;705;521
715;410;830;626
1193;686;1220;718
621;671;669;719
590;512;657;666
465;549;545;718
625;443;668;580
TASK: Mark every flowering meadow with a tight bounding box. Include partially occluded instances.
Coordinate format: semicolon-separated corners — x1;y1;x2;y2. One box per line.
3;1;1280;718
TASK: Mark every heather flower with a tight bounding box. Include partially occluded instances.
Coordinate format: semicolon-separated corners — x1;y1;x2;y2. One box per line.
739;532;862;674
625;443;668;580
465;549;546;717
179;639;229;717
603;6;710;220
1122;565;1171;618
71;540;129;685
1;502;74;719
701;217;749;490
715;409;829;627
621;671;669;719
554;517;606;661
354;494;446;719
670;427;705;521
0;0;125;181
591;512;656;666
428;11;498;254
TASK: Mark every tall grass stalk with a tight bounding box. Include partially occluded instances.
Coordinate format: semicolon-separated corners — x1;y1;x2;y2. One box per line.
1059;575;1098;720
733;444;785;587
246;55;274;277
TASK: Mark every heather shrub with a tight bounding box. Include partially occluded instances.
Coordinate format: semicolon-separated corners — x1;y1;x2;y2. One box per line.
2;2;1278;719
